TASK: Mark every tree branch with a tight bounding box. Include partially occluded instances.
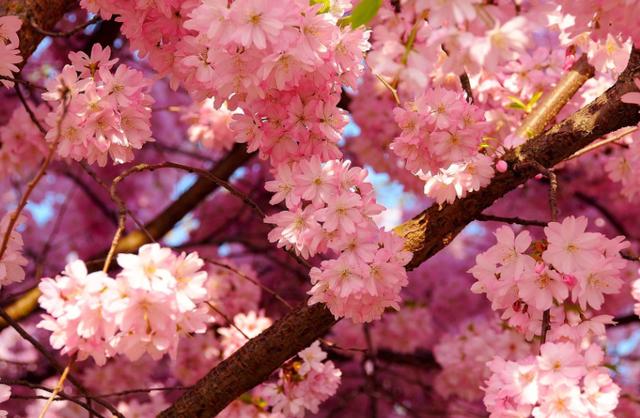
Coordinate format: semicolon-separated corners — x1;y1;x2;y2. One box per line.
160;48;640;418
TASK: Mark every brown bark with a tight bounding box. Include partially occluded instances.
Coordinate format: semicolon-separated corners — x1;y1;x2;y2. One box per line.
0;0;78;59
160;49;640;417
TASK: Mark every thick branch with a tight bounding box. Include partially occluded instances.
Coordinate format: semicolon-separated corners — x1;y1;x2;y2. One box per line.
161;49;640;417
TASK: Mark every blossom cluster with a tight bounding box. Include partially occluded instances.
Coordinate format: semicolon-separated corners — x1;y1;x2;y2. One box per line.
347;74;424;193
470;216;629;338
265;156;412;322
328;304;434;361
0;213;28;289
0;105;48;179
218;310;273;359
392;86;495;204
171;261;264;385
433;317;532;401
604;134;640;202
0;15;21;88
38;244;211;365
42;44;154;166
558;0;640;47
600;80;640;201
262;341;341;418
175;321;340;418
484;342;619;417
181;98;239;155
205;259;262;320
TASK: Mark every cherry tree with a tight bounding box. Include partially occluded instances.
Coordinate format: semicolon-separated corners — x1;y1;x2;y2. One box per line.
1;0;640;417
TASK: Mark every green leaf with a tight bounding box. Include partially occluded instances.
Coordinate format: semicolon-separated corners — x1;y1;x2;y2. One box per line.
506;96;527;111
350;0;382;28
528;91;543;107
310;0;331;13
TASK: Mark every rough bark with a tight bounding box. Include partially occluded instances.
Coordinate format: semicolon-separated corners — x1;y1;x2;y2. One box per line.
0;0;78;59
160;49;640;417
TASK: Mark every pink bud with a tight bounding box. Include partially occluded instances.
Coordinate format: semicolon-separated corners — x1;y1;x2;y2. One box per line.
562;274;577;288
534;173;543;180
495;160;508;173
534;262;545;274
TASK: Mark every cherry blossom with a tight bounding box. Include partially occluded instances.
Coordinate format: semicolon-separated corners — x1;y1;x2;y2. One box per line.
0;15;21;88
0;213;28;288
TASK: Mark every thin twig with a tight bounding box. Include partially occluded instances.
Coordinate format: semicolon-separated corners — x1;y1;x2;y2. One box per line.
203;257;293;310
29;15;100;38
575;191;633;239
79;163;155;243
0;94;69;269
516;161;558;348
205;301;250;340
566;127;637;161
96;385;190;398
15;84;46;134
0;379;106;418
61;169;118;225
37;357;76;418
0;75;45;91
522;160;559;221
363;324;378;418
103;162;311;272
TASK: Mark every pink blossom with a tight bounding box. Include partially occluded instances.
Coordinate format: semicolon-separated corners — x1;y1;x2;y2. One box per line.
537;342;586;385
518;266;569;311
0;213;28;288
542;216;603;274
218;311;272;358
228;0;286;49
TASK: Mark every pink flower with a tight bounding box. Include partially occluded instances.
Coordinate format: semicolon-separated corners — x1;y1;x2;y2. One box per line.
582;371;620;416
218;311;272;358
518;265;569;310
0;16;21;87
0;43;21;88
315;192;363;233
265;163;300;207
228;0;286;49
265;206;321;258
572;260;624;310
297;341;327;376
69;43;118;78
0;15;21;46
542;216;603;274
468;16;529;70
532;382;587;417
294;156;335;204
0;213;28;288
485;226;534;281
117;243;175;292
537;342;586;385
310;257;365;299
